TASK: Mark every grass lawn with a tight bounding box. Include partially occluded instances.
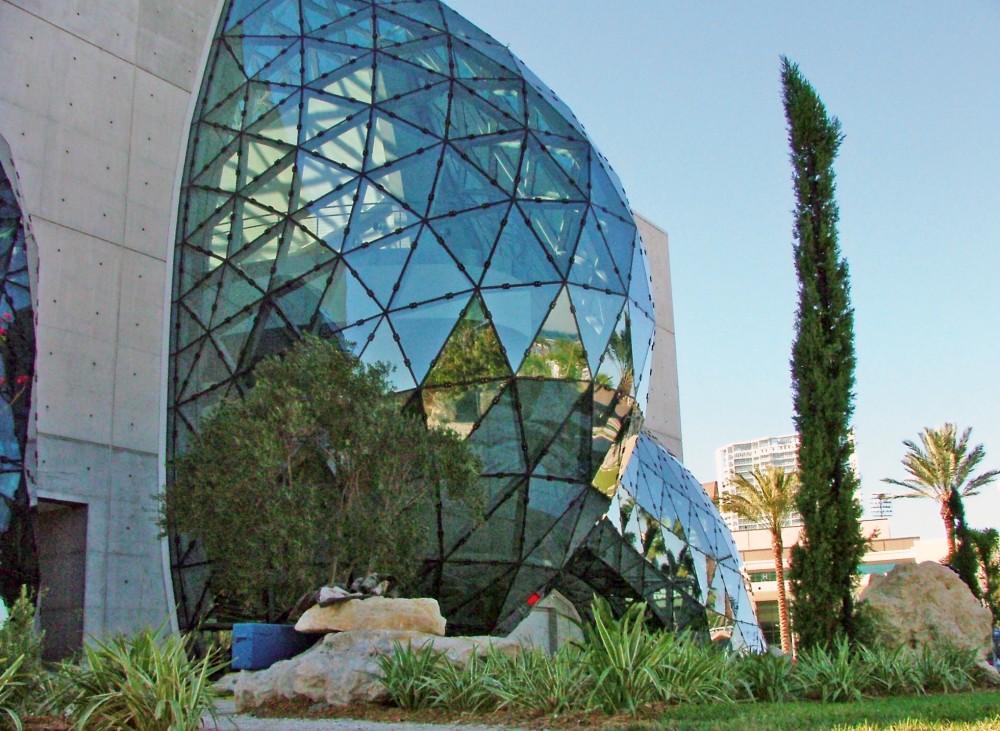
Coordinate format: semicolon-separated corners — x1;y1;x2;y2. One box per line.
254;690;1000;730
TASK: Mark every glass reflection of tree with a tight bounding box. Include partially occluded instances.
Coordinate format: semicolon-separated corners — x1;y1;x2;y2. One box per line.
520;336;589;380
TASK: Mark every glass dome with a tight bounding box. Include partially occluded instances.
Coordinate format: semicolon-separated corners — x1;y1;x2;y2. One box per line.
169;0;760;646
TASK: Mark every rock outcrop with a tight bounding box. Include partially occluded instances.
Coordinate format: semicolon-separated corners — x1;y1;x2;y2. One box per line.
860;561;997;680
295;597;446;636
234;629;522;710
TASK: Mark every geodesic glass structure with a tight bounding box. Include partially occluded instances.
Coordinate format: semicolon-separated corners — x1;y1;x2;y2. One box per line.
0;150;37;604
169;0;760;646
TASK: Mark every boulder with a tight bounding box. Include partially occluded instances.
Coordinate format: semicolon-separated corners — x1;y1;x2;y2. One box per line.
860;561;998;680
295;596;445;636
234;629;523;710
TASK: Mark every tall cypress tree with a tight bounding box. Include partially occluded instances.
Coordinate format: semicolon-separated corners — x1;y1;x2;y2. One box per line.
782;57;866;650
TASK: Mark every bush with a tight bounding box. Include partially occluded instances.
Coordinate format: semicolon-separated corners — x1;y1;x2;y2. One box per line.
0;587;44;718
57;627;223;731
796;637;870;702
736;650;799;702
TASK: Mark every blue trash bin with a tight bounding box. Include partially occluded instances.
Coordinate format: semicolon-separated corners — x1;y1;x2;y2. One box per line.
231;623;318;671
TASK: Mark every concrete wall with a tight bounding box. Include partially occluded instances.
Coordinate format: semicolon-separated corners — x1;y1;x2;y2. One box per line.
0;0;220;641
635;214;682;460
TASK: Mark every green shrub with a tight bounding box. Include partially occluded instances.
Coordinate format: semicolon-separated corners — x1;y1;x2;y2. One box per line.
912;644;977;693
490;645;594;714
580;599;678;713
650;632;737;704
0;587;43;714
796;637;870;702
375;641;444;710
58;627;223;731
417;650;500;712
858;644;924;696
0;655;24;731
735;650;799;702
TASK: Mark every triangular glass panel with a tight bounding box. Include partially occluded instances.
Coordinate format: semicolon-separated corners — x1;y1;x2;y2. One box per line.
459;35;521;76
595;304;634;396
540;136;590;192
230;36;292;84
210;258;264;327
438;4;497;48
375;55;448;102
532;391;591;481
630;306;654;412
518;287;588;381
230;0;299;36
244;90;300;146
246;302;296;365
428;147;507;217
327;314;380;356
375;8;435;47
448;84;523;138
274;221;337;283
342;179;417;250
459;78;525;124
304;115;369;172
307;54;375;104
391;293;471;383
525;88;579;139
367;112;440;169
319;262;383;329
274;260;338;330
518;201;586;276
467;382;527;476
308;12;374;48
593;207;637;285
342;227;415;308
302;38;366;87
368;147;442;217
204;41;249;117
190;134;241;190
569;286;625;376
428;203;506;284
229;226;281;293
190;124;238;179
422;381;503;438
384;1;446;32
569;210;626;293
522;480;586;564
480;284;560;373
451;39;516;80
211;306;257;369
202;86;246;130
242;80;300;130
224;0;269;32
360;316;415;390
517;59;586;136
301;0;360;34
293;150;356;211
451;132;522;194
380;35;450;75
255;40;304;86
293;178;359;251
589;156;631;221
482;210;560;288
226;199;280;261
391;230;474;310
426;297;509;386
517;380;586;465
300;91;366;145
517;137;580;201
378;86;450;139
628;239;654;316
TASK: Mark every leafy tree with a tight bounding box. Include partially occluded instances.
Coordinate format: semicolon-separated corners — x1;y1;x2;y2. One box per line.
719;466;799;655
969;528;1000;627
882;423;999;557
164;335;484;622
781;57;867;650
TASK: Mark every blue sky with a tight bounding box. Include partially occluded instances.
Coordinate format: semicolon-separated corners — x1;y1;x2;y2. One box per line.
448;0;1000;543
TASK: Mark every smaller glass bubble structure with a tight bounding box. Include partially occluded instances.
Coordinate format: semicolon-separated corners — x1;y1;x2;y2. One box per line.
0;148;38;604
564;432;765;652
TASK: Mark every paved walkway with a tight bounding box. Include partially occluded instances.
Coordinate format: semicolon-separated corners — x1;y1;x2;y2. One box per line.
205;699;523;731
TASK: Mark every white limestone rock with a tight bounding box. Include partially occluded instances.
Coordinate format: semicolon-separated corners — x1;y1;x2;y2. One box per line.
234;629;522;710
295;596;446;636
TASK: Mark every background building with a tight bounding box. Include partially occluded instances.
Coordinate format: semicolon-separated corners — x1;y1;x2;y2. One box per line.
715;433;802;531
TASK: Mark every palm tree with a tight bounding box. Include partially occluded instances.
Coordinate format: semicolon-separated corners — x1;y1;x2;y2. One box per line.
882;424;999;558
719;465;799;655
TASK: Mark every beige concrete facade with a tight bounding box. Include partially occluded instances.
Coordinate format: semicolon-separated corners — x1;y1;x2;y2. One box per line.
0;0;221;644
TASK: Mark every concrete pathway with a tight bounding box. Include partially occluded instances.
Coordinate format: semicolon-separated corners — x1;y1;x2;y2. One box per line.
204;699;525;731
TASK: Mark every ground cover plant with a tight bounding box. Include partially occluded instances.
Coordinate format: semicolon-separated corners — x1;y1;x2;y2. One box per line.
371;599;992;719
